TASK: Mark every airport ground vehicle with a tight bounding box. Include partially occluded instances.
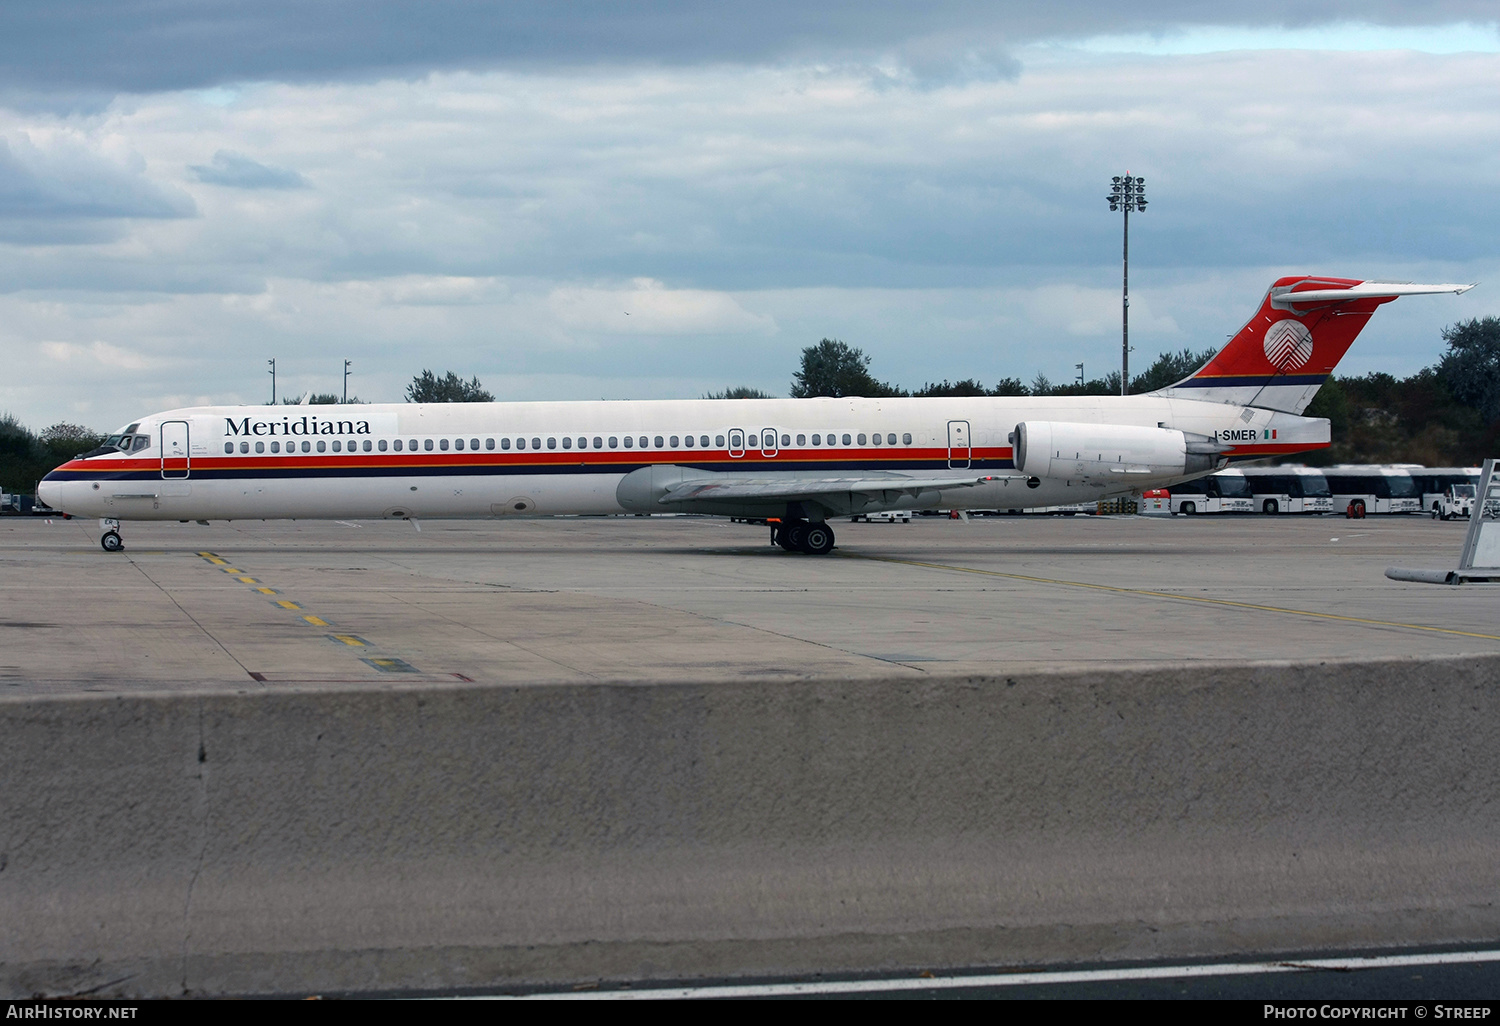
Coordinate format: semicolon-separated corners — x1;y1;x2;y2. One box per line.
1435;483;1477;520
39;276;1470;553
1239;466;1334;514
1168;470;1255;514
1411;468;1482;518
850;510;913;523
1323;466;1423;516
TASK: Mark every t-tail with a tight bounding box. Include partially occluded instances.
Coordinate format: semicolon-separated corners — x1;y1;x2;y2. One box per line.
1155;276;1474;414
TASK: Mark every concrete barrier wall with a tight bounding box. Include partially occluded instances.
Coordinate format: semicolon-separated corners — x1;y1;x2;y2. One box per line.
4;654;1500;997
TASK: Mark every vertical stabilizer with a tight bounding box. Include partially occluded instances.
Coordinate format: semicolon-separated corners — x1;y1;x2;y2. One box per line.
1156;277;1473;414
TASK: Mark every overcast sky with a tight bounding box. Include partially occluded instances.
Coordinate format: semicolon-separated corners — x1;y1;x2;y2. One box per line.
1;2;1497;430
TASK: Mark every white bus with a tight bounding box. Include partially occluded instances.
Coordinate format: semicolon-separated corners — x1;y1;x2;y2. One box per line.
1322;466;1422;516
1169;470;1255;515
1239;466;1334;514
1409;467;1482;518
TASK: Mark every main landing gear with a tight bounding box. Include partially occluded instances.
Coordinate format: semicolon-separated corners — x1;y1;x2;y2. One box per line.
770;519;836;555
100;518;124;552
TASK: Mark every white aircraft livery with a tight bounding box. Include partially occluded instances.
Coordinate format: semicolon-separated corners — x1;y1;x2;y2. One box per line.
40;276;1472;554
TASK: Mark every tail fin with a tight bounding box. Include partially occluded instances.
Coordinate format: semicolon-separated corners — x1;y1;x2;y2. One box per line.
1156;276;1473;413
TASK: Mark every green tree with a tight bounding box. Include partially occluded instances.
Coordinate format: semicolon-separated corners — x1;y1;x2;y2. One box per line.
1130;347;1219;393
914;379;989;397
790;339;905;398
1438;316;1500;425
990;377;1030;396
405;370;495;403
39;423;105;463
703;386;774;399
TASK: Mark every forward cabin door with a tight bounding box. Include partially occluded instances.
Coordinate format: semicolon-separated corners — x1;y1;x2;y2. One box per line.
947;420;971;469
161;420;190;479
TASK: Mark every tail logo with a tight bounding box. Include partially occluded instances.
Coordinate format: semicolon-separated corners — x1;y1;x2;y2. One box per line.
1263;319;1314;371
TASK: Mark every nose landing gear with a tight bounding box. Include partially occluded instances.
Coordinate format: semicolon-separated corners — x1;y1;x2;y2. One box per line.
99;518;124;552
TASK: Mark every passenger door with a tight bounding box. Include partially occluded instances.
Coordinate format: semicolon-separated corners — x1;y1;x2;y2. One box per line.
161;421;190;479
947;420;970;469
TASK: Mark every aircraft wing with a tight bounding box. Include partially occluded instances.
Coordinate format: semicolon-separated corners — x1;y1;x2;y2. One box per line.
658;473;1008;505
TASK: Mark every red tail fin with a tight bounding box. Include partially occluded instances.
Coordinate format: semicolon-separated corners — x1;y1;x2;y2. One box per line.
1158;276;1472;413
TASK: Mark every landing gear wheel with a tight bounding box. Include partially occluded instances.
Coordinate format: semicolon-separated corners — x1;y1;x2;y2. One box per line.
783;521;809;552
101;531;124;552
1263;499;1279;515
801;523;835;555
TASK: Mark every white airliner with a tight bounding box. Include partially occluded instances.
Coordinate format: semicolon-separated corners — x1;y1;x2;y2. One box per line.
40;276;1471;554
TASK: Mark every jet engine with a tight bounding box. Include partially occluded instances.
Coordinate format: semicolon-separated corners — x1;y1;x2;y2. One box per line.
1011;421;1220;480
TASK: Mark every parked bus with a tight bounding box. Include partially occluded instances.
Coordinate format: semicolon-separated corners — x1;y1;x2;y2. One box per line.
1169;470;1255;515
1239;466;1334;514
1409;467;1482;518
1322;466;1422;516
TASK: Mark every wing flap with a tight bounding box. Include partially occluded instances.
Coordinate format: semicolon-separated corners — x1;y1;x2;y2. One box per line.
660;474;1007;504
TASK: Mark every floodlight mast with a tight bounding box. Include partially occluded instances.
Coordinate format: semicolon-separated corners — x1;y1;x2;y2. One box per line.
1106;174;1147;395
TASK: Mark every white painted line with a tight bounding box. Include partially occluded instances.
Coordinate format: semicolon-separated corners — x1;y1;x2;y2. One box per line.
492;948;1500;1000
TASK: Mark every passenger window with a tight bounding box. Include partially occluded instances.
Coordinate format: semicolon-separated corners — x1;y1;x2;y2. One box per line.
333;441;342;452
639;436;648;448
669;435;679;447
903;433;912;445
700;435;709;447
255;441;265;454
515;438;525;449
362;440;372;452
501;438;511;450
271;441;281;453
562;437;572;449
870;433;880;446
439;439;449;451
796;434;806;446
317;441;327;453
886;433;896;445
409;439;417;450
594;437;604;449
471;438;480;449
454;438;464;450
780;434;790;447
424;439;434;451
624;436;633;448
224;442;233;454
378;440;387;452
653;436;663;448
532;437;541;449
812;434;821;445
684;435;694;447
240;441;250;453
302;441;312;453
547;437;557;449
609;436;618;448
393;439;403;451
577;437;586;449
715;435;725;447
486;438;495;450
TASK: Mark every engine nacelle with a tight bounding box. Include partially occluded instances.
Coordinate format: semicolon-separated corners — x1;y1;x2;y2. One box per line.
1012;421;1218;480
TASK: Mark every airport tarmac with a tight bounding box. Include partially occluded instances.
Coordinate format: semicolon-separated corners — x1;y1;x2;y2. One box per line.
1;511;1496;693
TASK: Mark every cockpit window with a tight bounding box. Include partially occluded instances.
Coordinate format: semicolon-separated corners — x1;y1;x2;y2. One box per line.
132;436;150;451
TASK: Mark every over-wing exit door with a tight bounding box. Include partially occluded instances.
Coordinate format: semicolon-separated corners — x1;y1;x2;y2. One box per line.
947;420;970;469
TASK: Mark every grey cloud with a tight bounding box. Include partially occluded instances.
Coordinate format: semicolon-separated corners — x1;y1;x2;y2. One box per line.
190;150;307;189
0;135;195;242
0;1;1495;93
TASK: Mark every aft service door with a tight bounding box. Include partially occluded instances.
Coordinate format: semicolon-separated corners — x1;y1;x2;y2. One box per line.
728;428;746;458
947;420;970;469
161;420;190;479
760;428;779;457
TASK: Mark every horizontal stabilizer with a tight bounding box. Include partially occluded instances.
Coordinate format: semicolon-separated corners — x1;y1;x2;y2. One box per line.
1276;282;1474;305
